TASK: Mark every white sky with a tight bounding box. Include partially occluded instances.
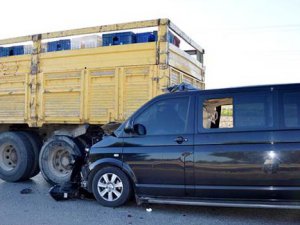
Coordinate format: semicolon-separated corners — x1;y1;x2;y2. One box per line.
1;0;299;89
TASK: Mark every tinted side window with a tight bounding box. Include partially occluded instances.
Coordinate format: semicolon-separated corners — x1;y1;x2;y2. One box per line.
201;92;273;130
234;93;273;128
134;97;192;135
281;91;300;128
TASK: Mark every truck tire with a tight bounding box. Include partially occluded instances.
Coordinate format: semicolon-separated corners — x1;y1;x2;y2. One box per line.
20;132;42;178
92;167;132;207
39;136;82;185
0;132;34;182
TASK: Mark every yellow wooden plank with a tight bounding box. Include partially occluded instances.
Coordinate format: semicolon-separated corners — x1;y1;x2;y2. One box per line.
24;73;29;121
0;92;24;96
84;69;90;122
158;20;169;66
0;119;25;123
43;89;81;93
114;68;119;121
39;43;157;73
80;69;85;122
44;118;81;122
118;68;125;121
148;66;154;100
169;45;204;82
37;72;45;126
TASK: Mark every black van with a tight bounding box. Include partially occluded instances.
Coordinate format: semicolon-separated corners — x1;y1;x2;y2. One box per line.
81;83;300;208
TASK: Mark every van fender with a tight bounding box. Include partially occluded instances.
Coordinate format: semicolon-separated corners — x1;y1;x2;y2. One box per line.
88;158;137;191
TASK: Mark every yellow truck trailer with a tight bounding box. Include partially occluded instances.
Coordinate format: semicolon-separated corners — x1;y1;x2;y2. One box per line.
0;19;205;184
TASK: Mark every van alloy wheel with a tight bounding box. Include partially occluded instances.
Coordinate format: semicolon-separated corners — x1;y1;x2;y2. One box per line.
97;173;123;202
92;167;131;207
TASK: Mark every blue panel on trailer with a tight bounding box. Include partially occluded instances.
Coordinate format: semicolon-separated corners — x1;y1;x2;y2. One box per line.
136;31;157;43
0;46;24;57
12;46;24;55
0;47;8;57
47;40;71;52
47;41;58;52
57;40;71;51
102;32;136;46
168;32;175;44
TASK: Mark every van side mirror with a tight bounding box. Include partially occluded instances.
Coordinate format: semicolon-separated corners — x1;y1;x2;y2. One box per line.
133;124;146;135
124;121;146;135
124;120;134;133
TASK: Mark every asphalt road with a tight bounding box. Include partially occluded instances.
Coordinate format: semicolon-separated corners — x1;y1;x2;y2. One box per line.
0;174;300;225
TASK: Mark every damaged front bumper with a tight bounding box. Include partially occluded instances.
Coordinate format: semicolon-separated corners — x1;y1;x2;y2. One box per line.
80;163;90;189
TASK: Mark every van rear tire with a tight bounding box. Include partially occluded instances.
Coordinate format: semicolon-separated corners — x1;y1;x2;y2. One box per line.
0;132;34;182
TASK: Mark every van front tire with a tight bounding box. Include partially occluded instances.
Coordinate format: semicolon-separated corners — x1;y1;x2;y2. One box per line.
92;167;131;207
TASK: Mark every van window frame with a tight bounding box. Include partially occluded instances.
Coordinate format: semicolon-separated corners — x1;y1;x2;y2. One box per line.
197;90;275;134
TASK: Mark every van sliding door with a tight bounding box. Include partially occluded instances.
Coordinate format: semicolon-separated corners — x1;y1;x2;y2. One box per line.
193;90;290;200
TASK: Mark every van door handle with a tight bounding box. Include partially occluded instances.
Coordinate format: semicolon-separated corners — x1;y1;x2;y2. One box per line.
174;136;188;144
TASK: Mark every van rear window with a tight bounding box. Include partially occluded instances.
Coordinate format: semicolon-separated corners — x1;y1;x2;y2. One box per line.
202;92;273;130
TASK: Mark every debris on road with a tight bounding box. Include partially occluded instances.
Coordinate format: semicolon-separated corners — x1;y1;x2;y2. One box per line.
20;188;32;194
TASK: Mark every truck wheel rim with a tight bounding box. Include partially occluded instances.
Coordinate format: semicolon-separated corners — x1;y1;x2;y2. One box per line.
50;149;73;177
97;173;123;202
0;144;17;171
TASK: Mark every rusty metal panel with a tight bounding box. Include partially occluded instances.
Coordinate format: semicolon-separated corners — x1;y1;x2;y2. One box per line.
170;68;181;86
170;67;205;90
122;66;153;120
182;73;194;85
0;75;26;123
88;68;117;124
41;71;82;123
39;43;157;73
0;55;31;76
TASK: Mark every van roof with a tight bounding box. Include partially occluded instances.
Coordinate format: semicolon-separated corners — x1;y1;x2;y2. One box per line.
167;83;300;96
200;83;300;94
